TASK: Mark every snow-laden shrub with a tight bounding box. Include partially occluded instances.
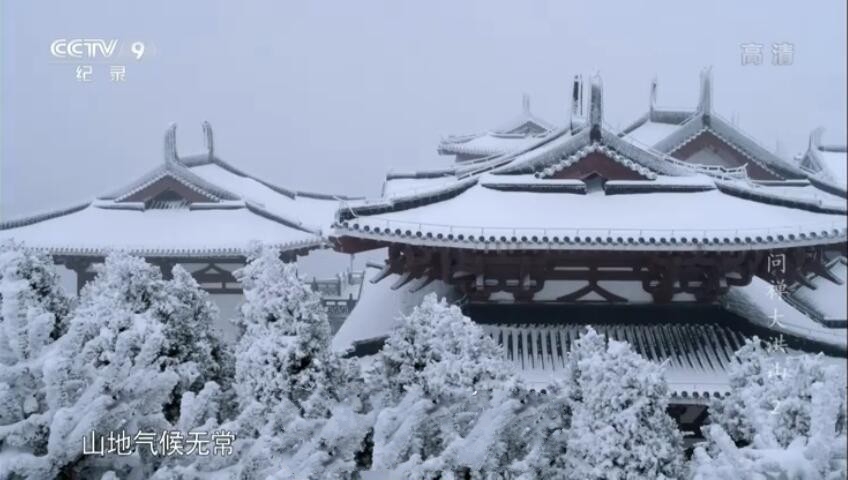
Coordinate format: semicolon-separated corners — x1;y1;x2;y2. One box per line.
153;265;235;421
158;246;370;480
710;337;847;448
380;293;511;402
0;242;73;478
563;327;685;480
372;293;542;478
232;246;358;421
0;250;236;479
0;241;71;362
692;339;848;479
31;252;180;478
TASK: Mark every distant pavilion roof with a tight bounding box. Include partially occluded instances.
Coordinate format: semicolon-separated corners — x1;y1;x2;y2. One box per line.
620;69;806;181
335;76;847;253
0;122;356;258
438;94;555;159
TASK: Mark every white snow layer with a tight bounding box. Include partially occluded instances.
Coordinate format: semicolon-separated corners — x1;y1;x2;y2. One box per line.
442;133;548;156
0;205;319;256
623;121;682;148
723;276;847;350
792;261;848;321
188;163;342;233
347;177;844;241
818;150;848;188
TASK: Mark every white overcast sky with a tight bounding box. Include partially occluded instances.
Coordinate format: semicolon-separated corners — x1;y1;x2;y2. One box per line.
2;0;846;220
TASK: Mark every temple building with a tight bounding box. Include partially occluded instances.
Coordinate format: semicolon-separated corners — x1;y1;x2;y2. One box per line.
437;93;555;163
621;69;806;182
382;84;583;199
332;74;847;438
0;122;359;336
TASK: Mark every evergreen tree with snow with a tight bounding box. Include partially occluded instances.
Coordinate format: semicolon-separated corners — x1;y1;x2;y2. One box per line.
184;245;370;480
380;293;511;402
0;241;73;478
36;252;181;478
153;265;235;420
372;293;529;478
232;245;343;418
563;327;684;480
710;337;847;448
692;338;847;479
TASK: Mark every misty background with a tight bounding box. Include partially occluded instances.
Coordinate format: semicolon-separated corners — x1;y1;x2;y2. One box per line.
2;0;846;273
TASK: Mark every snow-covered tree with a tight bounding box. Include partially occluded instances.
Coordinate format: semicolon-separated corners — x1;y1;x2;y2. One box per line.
372;293;533;478
232;246;347;419
153;265;235;420
380;293;511;402
0;241;71;362
710;337;847;448
165;245;370;480
35;252;181;478
1;252;229;479
0;242;73;478
691;338;848;479
563;327;684;480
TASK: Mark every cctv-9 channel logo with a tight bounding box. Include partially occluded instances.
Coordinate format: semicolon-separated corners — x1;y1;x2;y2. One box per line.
50;39;147;60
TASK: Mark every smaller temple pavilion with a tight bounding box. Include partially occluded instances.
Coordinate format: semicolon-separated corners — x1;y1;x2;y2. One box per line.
332;74;847;437
383;83;587;199
0;122;353;296
437;93;555;163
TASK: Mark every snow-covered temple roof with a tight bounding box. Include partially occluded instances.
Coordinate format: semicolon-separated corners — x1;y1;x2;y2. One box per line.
332;262;455;353
797;127;848;195
334;76;847;253
438;94;555;160
620;69;807;181
785;255;847;329
0;122;354;258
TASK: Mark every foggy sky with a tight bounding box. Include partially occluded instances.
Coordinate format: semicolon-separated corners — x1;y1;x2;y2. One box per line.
2;0;846;220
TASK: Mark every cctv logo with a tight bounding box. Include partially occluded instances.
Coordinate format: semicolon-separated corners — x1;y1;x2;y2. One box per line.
50;39;118;59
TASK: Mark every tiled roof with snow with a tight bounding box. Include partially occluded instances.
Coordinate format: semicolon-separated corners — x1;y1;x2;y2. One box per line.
332;264;456;353
481;319;742;400
786;256;847;328
438;94;555;158
438;132;550;158
0;122;351;257
798;127;848;194
620;69;806;180
722;275;847;352
334;76;846;252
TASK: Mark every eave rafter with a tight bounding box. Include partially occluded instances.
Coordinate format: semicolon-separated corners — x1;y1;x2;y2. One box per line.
365;243;843;304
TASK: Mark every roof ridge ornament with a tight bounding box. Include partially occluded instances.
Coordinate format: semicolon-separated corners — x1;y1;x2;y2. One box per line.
809;126;825;151
164;123;179;165
203;121;214;159
649;76;658;115
698;66;713;115
589;73;603;141
570;74;584;127
522;93;531;115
